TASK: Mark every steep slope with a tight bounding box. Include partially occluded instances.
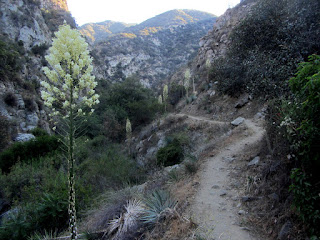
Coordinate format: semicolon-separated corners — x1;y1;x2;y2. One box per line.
79;21;136;43
0;0;75;146
91;10;216;88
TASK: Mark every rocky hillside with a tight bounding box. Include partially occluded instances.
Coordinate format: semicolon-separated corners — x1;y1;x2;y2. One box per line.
90;10;216;88
79;21;136;44
0;0;75;147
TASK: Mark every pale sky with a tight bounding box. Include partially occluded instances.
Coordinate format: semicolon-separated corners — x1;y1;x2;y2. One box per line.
67;0;241;26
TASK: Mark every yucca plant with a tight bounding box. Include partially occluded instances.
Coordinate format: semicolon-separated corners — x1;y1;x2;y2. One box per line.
141;190;177;226
107;199;144;239
28;230;59;240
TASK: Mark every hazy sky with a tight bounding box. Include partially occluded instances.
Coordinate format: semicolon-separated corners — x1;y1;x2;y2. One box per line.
67;0;241;26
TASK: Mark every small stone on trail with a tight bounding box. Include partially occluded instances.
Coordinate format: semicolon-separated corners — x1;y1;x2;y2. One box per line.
223;156;235;163
231;117;245;126
248;156;260;166
241;196;257;202
238;210;246;215
220;190;228;196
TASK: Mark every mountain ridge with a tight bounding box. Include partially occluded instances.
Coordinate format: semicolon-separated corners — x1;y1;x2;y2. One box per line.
79;9;216;44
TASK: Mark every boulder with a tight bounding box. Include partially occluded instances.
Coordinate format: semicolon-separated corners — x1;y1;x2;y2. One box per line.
231;117;245;126
14;133;35;142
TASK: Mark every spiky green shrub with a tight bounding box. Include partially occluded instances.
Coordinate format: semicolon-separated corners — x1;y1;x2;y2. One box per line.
141;190;177;226
107;199;144;239
28;230;59;240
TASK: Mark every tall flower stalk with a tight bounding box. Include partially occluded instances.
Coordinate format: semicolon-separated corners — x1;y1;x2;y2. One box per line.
184;69;190;98
163;85;168;113
41;24;99;240
126;118;132;154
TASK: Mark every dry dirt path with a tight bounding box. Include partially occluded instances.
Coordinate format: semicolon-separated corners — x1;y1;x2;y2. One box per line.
175;113;227;125
179;114;265;240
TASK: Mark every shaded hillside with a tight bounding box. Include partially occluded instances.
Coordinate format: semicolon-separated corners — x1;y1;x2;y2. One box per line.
79;21;136;43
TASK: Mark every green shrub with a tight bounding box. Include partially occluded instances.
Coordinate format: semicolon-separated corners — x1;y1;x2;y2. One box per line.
168;84;185;105
278;55;320;235
79;148;138;191
31;44;48;56
23;95;37;111
92;77;161;141
156;138;184;167
0;38;22;81
0;192;68;240
33;193;68;231
0;135;60;173
211;0;320;98
30;127;48;137
3;92;17;107
184;154;198;175
0;116;10;151
0;208;32;240
289;168;320;236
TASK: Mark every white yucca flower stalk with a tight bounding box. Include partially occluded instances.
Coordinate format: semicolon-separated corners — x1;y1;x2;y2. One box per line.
126;118;132;139
163;85;168;113
126;118;132;154
107;199;145;239
158;95;163;105
184;69;191;98
41;24;99;240
206;59;211;69
206;59;211;83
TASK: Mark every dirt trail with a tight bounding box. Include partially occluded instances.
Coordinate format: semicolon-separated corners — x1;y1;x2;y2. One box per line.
175;113;227;125
181;114;265;240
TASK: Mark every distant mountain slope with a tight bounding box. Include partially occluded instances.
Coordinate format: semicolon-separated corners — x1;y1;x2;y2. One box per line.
79;21;136;43
129;9;216;32
80;9;216;43
92;17;216;88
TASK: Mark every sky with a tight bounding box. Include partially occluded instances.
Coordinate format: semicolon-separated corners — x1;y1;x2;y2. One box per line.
67;0;241;26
